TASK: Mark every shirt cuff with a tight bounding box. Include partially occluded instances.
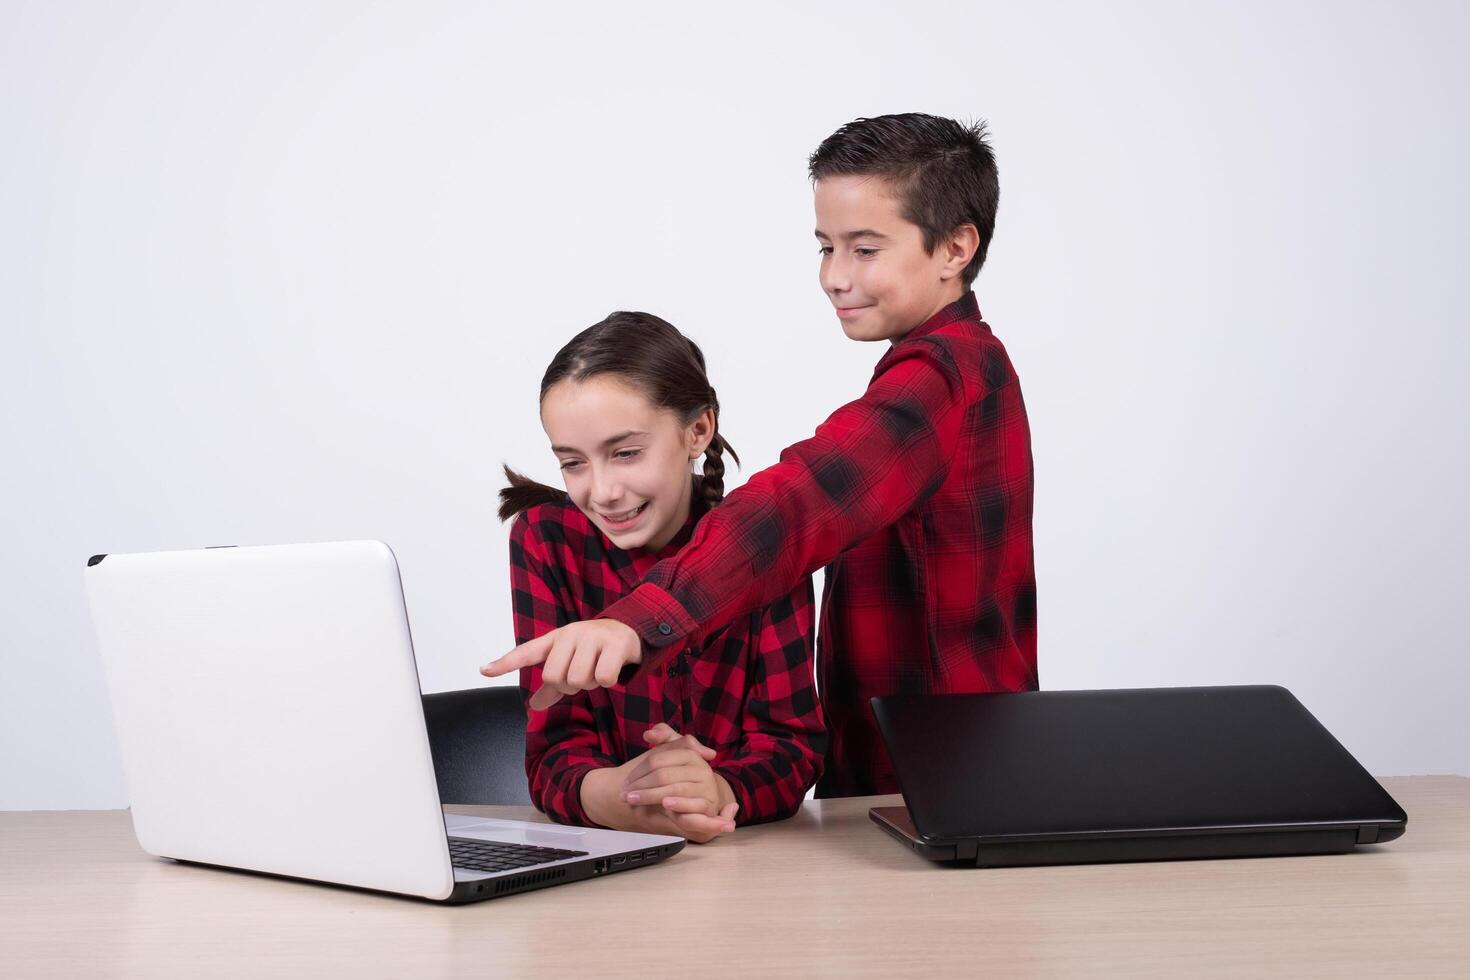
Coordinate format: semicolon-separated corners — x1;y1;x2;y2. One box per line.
553;763;602;828
711;762;758;826
597;583;700;679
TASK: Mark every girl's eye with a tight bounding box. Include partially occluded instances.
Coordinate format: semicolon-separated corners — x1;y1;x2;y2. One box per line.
855;247;879;258
613;449;642;461
559;459;583;471
818;245;833;255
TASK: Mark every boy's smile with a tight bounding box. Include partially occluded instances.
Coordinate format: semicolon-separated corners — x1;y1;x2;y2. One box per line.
814;174;975;343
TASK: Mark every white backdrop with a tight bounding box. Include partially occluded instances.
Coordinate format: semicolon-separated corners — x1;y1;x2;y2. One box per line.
3;0;1467;809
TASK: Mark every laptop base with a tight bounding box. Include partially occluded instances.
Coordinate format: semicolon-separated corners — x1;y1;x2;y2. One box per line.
870;806;1364;868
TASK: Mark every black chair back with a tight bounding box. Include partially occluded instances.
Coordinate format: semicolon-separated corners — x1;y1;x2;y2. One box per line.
421;686;531;805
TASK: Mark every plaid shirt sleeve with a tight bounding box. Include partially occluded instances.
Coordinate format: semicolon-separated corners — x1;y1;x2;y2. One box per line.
510;511;617;826
709;577;825;825
599;336;968;668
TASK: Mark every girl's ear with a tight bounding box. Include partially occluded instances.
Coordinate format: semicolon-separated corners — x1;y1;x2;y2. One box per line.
940;223;980;281
685;408;716;460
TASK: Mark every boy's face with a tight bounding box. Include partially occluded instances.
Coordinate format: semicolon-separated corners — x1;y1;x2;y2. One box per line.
814;175;970;342
541;376;712;553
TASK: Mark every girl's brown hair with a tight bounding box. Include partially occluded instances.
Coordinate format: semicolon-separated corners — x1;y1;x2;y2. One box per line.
498;311;739;522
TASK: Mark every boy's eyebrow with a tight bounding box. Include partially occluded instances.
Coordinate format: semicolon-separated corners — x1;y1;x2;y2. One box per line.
814;228;892;242
551;430;648;454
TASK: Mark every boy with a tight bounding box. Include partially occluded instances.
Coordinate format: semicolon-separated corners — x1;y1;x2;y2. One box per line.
485;113;1036;797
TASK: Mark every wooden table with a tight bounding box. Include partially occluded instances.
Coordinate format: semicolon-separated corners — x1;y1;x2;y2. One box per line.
3;776;1467;977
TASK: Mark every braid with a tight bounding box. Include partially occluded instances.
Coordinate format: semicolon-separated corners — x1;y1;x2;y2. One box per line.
497;464;567;522
700;433;741;508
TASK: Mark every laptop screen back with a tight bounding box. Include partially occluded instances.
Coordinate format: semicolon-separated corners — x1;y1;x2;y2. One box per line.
872;686;1406;843
85;541;455;899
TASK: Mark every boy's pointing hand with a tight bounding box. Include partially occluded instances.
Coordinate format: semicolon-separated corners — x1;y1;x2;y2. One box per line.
481;619;643;710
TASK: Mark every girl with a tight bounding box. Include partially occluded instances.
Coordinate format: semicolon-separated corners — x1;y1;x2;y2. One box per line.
497;311;825;843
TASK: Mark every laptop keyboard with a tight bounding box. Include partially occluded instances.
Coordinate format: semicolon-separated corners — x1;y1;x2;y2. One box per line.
448;836;589;874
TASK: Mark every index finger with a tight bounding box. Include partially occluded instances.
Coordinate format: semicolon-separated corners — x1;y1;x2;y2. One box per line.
668;732;717;761
643;723;679;745
671;807;737;840
622;746;687;786
481;632;556;677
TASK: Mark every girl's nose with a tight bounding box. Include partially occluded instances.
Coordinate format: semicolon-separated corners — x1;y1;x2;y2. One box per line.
589;466;623;507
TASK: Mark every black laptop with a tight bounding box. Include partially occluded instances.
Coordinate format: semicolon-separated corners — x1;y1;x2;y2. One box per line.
870;686;1406;867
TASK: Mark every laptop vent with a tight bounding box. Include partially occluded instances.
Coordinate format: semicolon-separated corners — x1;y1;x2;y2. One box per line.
495;866;569;895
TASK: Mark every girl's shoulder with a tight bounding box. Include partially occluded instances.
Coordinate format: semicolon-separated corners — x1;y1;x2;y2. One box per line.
509;495;595;553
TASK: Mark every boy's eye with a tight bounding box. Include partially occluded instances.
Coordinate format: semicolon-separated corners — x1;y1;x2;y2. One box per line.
817;245;833;255
855;247;879;258
613;449;643;461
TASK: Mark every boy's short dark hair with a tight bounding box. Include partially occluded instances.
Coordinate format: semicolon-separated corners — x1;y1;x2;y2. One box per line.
808;113;998;285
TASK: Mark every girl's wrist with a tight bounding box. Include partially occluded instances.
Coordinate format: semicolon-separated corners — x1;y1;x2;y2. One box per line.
582;766;666;834
713;773;738;816
580;767;627;829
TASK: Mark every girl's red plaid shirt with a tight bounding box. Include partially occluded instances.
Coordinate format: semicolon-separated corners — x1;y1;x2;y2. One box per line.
511;493;826;827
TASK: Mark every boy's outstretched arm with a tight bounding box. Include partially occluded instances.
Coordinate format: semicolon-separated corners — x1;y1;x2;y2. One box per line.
486;336;973;706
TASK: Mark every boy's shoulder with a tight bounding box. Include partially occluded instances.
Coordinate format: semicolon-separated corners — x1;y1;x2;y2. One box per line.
880;304;1019;400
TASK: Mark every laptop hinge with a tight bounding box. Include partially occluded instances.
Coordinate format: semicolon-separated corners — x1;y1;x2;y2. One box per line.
953;839;978;863
1356;825;1379;844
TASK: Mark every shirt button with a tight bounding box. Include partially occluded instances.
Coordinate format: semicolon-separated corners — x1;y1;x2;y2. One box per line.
657;622;673;636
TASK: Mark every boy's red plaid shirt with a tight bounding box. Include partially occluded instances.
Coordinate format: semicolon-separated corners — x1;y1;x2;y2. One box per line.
600;292;1038;796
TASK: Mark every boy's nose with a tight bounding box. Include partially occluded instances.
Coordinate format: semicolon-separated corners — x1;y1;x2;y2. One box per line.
820;256;851;296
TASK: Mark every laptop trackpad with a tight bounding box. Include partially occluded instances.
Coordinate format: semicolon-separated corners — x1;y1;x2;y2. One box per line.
445;814;588;843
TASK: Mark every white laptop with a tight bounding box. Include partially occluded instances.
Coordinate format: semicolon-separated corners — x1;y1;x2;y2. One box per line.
83;540;684;903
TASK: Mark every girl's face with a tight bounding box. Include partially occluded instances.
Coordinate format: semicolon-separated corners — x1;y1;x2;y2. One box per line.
541;375;714;553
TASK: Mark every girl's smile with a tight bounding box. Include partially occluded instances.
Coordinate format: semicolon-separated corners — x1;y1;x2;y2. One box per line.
541;375;714;553
596;502;650;530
